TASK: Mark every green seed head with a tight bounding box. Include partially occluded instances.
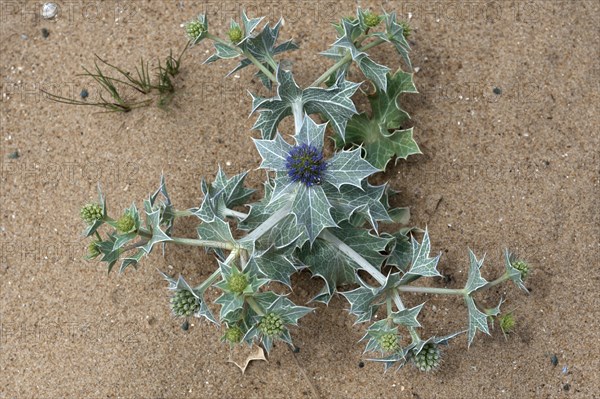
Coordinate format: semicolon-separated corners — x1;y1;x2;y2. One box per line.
511;260;530;280
80;203;103;225
224;326;244;344
499;312;516;335
170;289;200;317
258;313;284;337
379;333;400;353
228;274;248;294
228;26;243;43
399;21;411;38
364;11;382;28
116;212;135;233
413;343;441;372
87;240;101;259
185;20;206;40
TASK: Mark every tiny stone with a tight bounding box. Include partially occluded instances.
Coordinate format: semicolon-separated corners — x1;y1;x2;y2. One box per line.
358;361;365;368
563;383;570;391
80;89;89;99
550;354;558;367
181;320;190;331
493;87;502;95
7;150;19;159
42;3;58;19
293;346;300;353
41;28;50;38
21;34;28;40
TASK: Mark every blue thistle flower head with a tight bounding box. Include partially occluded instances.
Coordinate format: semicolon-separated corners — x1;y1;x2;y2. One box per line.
285;143;328;187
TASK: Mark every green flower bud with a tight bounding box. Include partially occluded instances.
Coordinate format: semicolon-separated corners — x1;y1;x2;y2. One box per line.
116;212;135;233
364;12;382;28
379;332;400;353
399;21;411;39
258;313;284;337
413;343;441;372
81;203;103;225
228;26;243;43
499;312;516;335
170;289;200;317
185;20;206;40
228;273;248;294
224;326;244;344
511;260;530;280
87;240;101;259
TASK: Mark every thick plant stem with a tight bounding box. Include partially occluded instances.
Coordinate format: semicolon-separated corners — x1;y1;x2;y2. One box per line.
170;236;236;250
246;296;265;316
397;285;465;295
292;102;304;134
311;38;386;87
242;202;292;243
244;50;277;82
320;230;386;285
206;33;276;83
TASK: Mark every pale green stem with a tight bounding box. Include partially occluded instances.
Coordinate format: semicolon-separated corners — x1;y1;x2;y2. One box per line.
397;285;466;295
311;38;386;87
292;101;304;134
170;236;235;251
243;50;277;82
475;272;511;293
245;296;265;316
206;33;276;83
222;208;248;219
242;202;292;243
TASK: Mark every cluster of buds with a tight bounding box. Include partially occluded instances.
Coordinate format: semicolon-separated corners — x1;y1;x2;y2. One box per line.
259;313;285;337
170;289;200;317
80;203;103;225
379;333;400;353
412;343;441;372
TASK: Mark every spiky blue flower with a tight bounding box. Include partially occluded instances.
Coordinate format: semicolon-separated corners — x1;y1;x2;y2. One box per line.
285;143;328;187
253;115;378;243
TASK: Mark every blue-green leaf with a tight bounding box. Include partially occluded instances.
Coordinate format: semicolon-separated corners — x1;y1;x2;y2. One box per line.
323;148;379;189
465;295;491;347
291;184;337;244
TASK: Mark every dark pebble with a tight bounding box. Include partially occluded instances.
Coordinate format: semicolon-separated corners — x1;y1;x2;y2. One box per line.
550;354;558;367
563;383;570;391
41;28;50;38
181;320;189;331
80;89;89;99
358;361;365;368
493;87;502;95
7;150;19;159
293;346;300;353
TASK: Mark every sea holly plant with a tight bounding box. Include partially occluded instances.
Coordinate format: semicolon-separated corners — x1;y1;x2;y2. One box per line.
80;8;531;372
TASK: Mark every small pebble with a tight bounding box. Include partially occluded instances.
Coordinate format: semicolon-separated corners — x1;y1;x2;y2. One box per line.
563;383;570;391
358;361;365;368
80;89;89;99
293;346;300;353
550;354;558;367
181;320;189;331
41;28;50;39
21;34;28;40
7;150;20;159
493;87;502;95
42;3;58;19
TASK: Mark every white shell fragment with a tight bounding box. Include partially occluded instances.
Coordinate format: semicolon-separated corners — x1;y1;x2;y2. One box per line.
42;3;58;19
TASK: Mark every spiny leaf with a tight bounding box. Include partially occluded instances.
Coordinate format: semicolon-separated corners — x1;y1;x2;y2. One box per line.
229;18;299;89
251;68;359;139
464;249;488;294
465;295;491;347
322;148;379;189
397;228;442;284
338;69;419;170
291;184;337;244
372;11;412;71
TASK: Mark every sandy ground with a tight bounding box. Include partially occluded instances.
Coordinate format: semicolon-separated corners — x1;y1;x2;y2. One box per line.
1;0;599;398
